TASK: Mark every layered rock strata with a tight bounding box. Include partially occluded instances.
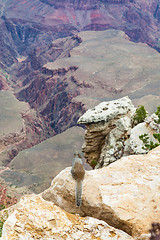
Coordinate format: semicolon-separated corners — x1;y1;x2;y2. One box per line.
78;96;135;167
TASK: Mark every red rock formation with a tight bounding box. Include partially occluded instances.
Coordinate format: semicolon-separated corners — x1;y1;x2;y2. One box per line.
9;35;85;135
0;0;160;60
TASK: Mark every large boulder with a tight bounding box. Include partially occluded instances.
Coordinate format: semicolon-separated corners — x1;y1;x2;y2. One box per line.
42;146;160;240
1;194;133;240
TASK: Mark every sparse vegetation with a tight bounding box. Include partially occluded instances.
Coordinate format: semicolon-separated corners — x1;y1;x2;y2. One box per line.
132;105;148;126
139;133;160;151
0;211;8;237
0;184;17;237
91;159;97;168
139;105;160;151
155;106;160;124
153;133;160;143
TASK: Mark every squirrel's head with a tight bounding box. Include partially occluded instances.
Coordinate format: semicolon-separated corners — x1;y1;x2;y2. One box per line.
74;152;81;158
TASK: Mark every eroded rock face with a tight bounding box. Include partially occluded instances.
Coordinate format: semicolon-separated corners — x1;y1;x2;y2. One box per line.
1;194;133;240
42;146;160;239
78;96;136;167
78;96;160;168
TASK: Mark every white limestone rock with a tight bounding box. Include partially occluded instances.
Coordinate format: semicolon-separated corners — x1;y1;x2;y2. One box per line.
124;114;160;155
78;96;160;168
145;113;160;132
99;116;132;166
78;96;136;167
124;122;153;154
78;96;135;124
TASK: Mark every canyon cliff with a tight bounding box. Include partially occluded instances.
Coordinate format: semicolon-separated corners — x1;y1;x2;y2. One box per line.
0;0;160;141
0;0;160;200
9;30;160;136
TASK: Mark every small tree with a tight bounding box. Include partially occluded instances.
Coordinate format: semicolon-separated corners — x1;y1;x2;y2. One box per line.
155;106;160;124
133;105;147;126
139;105;160;151
139;133;160;151
0;184;17;237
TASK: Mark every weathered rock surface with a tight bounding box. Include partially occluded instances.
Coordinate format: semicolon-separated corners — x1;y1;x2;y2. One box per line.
78;96;160;168
78;96;135;167
42;146;160;239
1;194;133;240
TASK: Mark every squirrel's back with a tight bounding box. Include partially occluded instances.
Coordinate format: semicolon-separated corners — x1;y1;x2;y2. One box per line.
71;159;85;181
71;153;85;207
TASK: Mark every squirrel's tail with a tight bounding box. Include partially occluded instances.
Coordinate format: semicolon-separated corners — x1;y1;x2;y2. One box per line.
76;180;82;207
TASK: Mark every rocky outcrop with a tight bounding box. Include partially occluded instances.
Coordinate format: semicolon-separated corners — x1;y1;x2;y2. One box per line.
78;96;135;167
1;194;133;240
78;96;160;168
42;146;160;239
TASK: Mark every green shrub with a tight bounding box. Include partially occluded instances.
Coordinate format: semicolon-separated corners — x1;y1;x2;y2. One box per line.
0;216;5;237
155;106;160;124
91;159;97;168
0;211;8;237
138;105;160;151
153;133;160;143
139;133;160;151
133;105;147;125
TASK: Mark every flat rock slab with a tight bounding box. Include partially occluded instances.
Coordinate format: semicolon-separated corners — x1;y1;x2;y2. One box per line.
1;194;133;240
43;146;160;239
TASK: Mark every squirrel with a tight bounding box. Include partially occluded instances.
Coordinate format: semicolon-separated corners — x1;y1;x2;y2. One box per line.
71;153;85;207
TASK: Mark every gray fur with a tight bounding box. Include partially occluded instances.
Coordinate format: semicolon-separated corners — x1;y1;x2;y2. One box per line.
71;153;85;207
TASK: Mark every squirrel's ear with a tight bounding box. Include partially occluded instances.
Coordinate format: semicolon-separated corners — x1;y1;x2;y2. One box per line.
78;153;81;158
